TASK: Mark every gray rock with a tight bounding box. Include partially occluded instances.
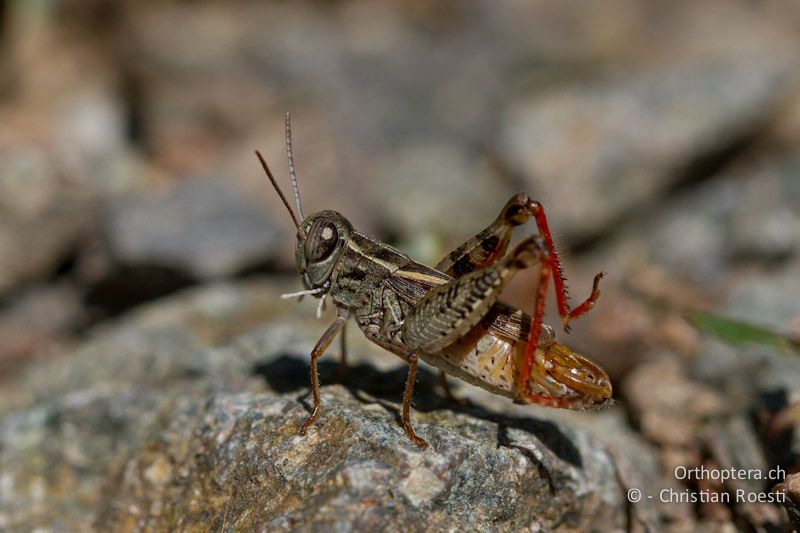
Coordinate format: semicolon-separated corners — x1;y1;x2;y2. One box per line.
108;179;282;279
96;389;625;531
0;279;649;531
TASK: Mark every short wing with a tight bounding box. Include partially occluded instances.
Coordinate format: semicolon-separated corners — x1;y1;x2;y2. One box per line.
483;302;531;343
386;261;451;304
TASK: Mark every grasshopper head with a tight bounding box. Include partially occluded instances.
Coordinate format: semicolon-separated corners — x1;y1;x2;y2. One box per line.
257;114;354;296
523;342;613;410
295;210;352;290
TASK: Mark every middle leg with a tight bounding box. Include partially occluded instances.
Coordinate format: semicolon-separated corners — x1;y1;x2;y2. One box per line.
363;330;429;448
402;353;428;448
438;371;463;403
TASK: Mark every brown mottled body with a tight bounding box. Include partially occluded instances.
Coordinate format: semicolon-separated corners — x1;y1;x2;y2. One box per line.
329;226;528;399
258;114;611;449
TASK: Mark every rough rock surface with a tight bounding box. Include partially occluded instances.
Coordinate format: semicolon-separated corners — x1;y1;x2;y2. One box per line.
98;390;622;531
0;280;642;532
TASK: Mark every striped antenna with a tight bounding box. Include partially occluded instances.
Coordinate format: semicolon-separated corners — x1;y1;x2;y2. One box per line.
285;112;305;221
255;149;305;238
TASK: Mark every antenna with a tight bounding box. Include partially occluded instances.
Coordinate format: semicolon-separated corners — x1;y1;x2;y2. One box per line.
285;112;305;221
255;150;305;238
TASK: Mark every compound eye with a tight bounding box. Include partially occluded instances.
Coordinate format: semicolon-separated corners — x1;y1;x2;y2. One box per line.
307;220;339;261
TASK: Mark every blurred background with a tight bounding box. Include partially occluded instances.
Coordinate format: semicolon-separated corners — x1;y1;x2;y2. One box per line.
1;0;799;529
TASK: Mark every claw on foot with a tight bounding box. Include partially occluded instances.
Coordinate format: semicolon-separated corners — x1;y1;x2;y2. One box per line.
407;432;429;449
561;271;605;332
299;407;320;436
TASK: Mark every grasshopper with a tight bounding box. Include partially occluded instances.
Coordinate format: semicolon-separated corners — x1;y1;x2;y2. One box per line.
257;114;612;448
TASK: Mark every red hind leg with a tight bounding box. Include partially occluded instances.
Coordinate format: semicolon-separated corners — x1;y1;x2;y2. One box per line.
526;199;605;332
517;199;604;399
518;258;552;395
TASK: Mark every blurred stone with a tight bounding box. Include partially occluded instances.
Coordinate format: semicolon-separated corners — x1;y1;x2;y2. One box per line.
730;206;799;263
371;141;508;256
594;152;800;295
121;3;284;173
0;282;83;379
108;179;281;279
726;260;800;333
705;416;783;530
498;59;797;244
116;0;800;253
0;144;96;296
54;88;126;167
726;158;800;265
623;357;726;448
647;203;730;285
770;83;800;149
0;145;58;217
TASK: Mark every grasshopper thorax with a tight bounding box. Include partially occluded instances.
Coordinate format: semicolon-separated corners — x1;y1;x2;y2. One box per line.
296;210;353;291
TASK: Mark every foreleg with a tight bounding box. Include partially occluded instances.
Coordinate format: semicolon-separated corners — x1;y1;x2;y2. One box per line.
333;321;348;381
299;309;350;436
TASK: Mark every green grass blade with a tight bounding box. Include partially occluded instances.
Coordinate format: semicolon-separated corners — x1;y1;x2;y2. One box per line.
687;311;793;350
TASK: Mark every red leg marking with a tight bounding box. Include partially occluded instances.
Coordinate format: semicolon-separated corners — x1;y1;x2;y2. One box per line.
484;241;506;267
528;201;568;312
518;261;551;395
528;200;604;331
566;271;604;321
